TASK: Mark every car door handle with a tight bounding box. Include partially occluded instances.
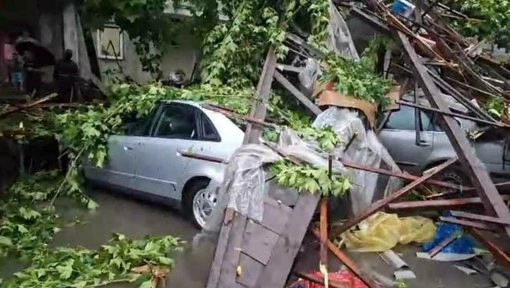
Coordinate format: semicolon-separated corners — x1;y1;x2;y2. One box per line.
418;140;431;147
123;146;133;151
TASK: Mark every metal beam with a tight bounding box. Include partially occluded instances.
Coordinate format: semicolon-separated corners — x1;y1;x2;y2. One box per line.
398;32;510;240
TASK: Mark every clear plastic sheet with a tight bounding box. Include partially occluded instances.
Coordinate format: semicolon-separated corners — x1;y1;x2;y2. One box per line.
326;0;360;60
313;107;402;215
195;107;403;244
197;144;282;241
298;58;321;92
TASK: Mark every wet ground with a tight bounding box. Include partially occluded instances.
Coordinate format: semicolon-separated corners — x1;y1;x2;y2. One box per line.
0;188;501;288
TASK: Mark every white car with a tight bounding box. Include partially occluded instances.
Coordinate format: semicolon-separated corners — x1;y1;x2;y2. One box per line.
84;100;244;228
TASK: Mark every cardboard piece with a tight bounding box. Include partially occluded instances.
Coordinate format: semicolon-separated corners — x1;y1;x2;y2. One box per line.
317;90;377;127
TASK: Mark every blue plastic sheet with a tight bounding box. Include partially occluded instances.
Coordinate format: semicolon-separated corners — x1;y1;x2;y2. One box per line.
423;214;476;254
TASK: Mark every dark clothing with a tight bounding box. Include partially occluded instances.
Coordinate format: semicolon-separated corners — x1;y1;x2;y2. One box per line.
54;59;79;102
24;60;41;96
8;58;23;73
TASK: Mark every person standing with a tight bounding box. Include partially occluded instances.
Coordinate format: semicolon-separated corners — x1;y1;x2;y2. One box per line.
7;52;23;91
23;51;42;97
54;49;79;102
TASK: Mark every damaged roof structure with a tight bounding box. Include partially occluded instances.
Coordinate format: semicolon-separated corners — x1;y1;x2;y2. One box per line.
184;0;510;287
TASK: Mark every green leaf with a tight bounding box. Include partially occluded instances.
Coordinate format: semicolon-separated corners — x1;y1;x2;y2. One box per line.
56;263;73;280
158;256;173;266
139;280;155;288
0;236;12;247
87;200;99;210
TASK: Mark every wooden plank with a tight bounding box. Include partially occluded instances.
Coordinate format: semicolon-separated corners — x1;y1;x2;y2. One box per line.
469;228;510;268
236;254;264;287
440;217;496;231
218;214;248;287
241;221;279;265
451;211;510;225
273;71;322;116
331;158;456;237
261;198;292;234
397;100;506;127
207;211;233;288
398;31;510;241
428;233;460;257
341;159;469;191
244;47;277;144
319;197;328;276
311;229;378;288
256;191;321;288
388;195;510;210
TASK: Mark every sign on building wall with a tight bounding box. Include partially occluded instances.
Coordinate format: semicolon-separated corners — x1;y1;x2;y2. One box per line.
97;25;124;60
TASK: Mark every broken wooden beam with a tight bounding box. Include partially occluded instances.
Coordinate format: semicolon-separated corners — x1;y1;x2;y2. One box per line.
469;228;510;268
319;197;328;284
341;159;468;191
273;71;322;116
0;93;58;119
244;47;278;144
331;158;456;237
293;271;347;288
397;100;507;128
450;211;510;225
388;195;510;210
428;232;461;258
311;229;378;288
398;32;510;241
439;216;496;231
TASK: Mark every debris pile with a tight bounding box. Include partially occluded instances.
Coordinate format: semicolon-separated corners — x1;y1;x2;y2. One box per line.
194;0;510;287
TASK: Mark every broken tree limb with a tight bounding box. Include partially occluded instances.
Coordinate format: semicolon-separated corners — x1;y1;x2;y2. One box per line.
311;229;377;288
331;158;457;238
0;93;58;119
244;47;278;144
273;71;322;116
450;211;510;225
388;195;510;210
398;31;510;241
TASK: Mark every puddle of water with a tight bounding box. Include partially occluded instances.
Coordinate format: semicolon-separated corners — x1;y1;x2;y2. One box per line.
0;189;212;287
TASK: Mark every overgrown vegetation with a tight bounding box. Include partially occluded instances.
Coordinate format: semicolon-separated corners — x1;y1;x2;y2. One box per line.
0;172;183;287
321;37;392;108
441;0;510;48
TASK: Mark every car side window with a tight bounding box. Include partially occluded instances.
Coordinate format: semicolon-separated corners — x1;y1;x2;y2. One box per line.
384;105;434;131
200;113;221;141
123;110;155;137
384;106;416;130
153;104;198;139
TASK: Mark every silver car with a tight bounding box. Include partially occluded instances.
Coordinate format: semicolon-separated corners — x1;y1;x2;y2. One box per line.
84;100;244;228
378;100;510;184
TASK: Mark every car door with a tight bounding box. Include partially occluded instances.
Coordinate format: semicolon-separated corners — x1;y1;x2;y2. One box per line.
84;111;156;189
134;103;202;199
378;105;434;173
84;135;138;189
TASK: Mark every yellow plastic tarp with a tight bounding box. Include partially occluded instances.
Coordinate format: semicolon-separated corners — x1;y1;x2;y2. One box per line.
340;212;436;252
